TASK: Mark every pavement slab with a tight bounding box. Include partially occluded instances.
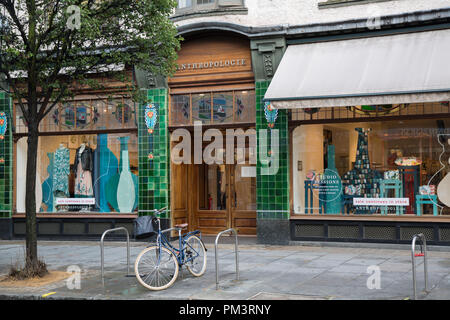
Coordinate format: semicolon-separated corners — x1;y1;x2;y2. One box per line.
1;239;450;300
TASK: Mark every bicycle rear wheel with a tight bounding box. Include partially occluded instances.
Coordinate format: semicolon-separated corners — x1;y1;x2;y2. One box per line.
135;246;179;290
185;235;207;277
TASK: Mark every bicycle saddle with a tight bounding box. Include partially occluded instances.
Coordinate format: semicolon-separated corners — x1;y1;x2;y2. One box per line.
174;223;188;229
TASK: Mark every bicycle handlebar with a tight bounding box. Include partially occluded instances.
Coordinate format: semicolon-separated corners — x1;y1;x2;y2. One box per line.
154;207;167;216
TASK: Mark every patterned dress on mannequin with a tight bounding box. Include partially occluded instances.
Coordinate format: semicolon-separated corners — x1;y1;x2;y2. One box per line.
75;148;94;197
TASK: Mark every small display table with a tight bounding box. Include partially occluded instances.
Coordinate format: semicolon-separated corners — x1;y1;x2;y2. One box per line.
379;179;404;215
415;194;439;216
304;180;325;214
341;195;354;215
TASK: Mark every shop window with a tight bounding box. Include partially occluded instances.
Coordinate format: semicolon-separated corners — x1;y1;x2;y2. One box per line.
14;97;137;133
290;102;450;123
292;119;450;216
92;99;115;130
213;92;233;123
120;101;136;128
15;133;138;214
14;106;28;134
173;0;247;20
177;0;193;9
197;0;215;5
176;0;244;11
171;94;191;125
170;90;255;126
192;93;212;125
234;90;255;123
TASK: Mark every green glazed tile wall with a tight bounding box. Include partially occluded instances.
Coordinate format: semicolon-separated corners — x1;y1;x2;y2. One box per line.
138;89;170;218
0;92;12;218
256;80;290;220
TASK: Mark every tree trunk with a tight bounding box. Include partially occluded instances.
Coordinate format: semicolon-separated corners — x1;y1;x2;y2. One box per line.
25;119;39;270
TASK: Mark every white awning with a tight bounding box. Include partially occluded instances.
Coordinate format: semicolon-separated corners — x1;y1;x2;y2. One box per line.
264;29;450;109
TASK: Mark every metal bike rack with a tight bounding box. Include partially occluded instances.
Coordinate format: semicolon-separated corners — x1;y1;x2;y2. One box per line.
411;233;429;300
100;227;130;286
215;228;239;290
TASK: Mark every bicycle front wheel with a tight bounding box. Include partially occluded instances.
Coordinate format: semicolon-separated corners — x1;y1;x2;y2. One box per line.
185;235;207;277
135;246;179;290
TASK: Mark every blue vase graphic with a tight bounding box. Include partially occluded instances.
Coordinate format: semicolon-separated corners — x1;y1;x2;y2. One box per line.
116;137;135;212
94;134;118;212
42;152;54;212
323;145;343;214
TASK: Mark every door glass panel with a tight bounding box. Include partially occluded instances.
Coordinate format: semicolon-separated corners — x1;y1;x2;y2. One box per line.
235;90;255;122
192;93;211;124
233;164;256;210
198;164;227;210
212;92;233;124
170;94;190;125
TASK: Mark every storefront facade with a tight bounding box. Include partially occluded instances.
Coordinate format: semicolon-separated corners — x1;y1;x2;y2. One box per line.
1;72;140;239
1;5;450;246
265;17;450;245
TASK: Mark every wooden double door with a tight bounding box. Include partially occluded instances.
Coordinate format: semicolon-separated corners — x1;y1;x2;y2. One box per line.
171;161;256;236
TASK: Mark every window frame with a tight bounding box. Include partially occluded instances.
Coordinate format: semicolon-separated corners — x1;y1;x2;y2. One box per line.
318;0;393;9
175;0;245;14
169;89;256;127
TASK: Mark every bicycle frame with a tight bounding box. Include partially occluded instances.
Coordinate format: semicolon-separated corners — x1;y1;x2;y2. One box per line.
152;213;203;267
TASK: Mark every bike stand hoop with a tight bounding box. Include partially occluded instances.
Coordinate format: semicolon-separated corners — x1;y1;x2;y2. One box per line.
215;228;239;290
411;233;429;300
100;227;131;286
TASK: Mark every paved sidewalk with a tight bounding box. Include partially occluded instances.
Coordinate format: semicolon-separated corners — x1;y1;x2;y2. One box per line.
1;238;450;300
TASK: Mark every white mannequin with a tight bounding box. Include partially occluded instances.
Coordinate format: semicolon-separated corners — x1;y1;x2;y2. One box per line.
79;143;86;154
437;138;450;208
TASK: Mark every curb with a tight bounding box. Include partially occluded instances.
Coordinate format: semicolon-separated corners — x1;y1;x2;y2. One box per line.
0;293;93;300
0;293;203;300
289;241;450;252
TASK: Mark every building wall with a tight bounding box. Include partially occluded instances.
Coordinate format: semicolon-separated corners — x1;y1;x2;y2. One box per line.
256;80;290;244
0;91;12;239
138;89;170;221
174;0;450;28
0;91;12;217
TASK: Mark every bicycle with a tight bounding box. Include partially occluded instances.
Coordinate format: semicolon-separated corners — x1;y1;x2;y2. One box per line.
134;207;207;290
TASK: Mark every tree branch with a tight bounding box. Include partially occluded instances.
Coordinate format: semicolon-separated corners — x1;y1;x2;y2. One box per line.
1;0;31;52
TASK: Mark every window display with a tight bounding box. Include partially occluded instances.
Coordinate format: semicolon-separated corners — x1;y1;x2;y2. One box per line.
170;90;256;126
292;119;450;216
74;141;94;198
52;143;70;211
15;97;136;134
15;133;138;213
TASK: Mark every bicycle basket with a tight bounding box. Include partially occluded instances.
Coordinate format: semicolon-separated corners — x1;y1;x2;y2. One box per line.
134;216;157;239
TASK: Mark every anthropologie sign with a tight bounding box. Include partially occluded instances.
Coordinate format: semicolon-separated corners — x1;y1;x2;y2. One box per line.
177;58;247;71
